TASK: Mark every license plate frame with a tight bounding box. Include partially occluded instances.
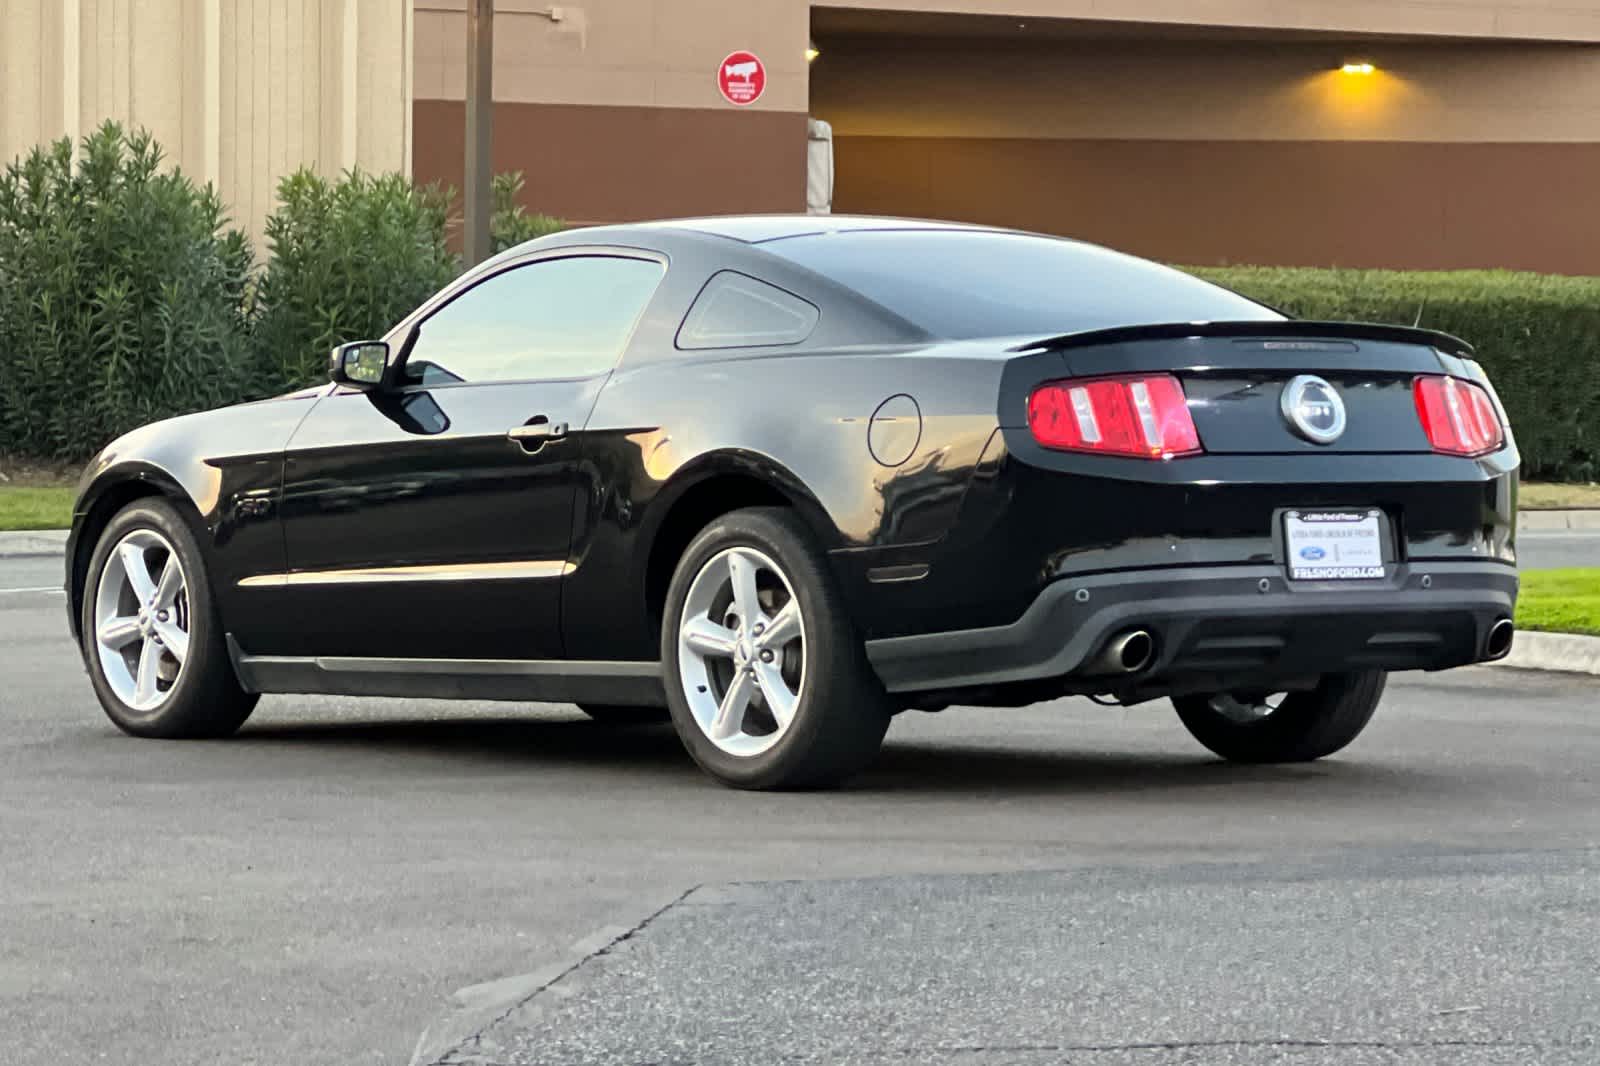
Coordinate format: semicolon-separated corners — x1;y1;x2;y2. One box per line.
1282;509;1387;581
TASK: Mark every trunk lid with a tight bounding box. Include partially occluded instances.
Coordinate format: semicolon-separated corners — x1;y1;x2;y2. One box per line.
1006;321;1477;456
988;320;1517;580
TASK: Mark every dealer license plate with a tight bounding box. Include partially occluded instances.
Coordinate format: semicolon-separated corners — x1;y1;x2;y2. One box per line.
1284;510;1385;580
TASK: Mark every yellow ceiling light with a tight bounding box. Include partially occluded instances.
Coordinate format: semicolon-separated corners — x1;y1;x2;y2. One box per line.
1341;61;1376;75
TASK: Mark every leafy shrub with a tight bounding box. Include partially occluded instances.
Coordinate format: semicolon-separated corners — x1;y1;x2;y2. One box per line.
491;171;564;253
0;122;255;460
1189;266;1600;483
251;168;456;390
4;124;1591;485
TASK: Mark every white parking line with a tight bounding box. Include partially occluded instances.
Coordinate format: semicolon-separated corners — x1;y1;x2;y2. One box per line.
0;587;64;595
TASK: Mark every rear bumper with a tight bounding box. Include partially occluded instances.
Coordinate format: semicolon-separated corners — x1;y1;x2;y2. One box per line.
864;561;1517;695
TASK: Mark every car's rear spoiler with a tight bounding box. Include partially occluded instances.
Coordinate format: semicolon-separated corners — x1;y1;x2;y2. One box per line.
1010;320;1475;358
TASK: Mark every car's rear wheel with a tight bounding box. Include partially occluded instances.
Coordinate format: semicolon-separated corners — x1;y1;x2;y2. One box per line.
662;507;890;790
1172;670;1386;763
82;499;258;739
577;703;668;725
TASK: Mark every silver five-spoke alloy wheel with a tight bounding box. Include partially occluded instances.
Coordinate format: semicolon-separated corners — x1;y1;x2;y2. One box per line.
93;529;191;712
677;546;806;757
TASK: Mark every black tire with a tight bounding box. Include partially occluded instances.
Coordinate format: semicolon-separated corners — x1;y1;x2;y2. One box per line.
1172;670;1387;763
661;507;891;790
577;703;669;725
80;498;258;739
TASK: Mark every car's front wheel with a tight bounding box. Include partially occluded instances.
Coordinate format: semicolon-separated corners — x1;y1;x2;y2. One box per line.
662;507;890;790
81;499;258;739
1172;670;1386;763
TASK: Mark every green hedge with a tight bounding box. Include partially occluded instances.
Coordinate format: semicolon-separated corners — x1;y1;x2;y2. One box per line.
252;169;458;390
0;123;256;460
253;168;568;391
1189;266;1600;482
492;171;564;253
1;126;569;460
1;125;1590;481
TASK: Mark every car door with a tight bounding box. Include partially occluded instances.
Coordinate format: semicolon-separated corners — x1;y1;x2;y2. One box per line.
266;252;666;660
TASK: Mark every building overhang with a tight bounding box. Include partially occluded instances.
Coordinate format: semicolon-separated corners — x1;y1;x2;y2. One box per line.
812;2;1600;46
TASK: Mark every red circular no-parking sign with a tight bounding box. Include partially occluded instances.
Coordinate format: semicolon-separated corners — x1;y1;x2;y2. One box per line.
717;50;766;106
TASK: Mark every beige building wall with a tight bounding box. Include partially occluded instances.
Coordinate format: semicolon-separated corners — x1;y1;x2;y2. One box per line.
0;0;413;242
412;0;812;223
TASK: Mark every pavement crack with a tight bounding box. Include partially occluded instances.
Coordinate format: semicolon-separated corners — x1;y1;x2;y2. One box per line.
422;885;701;1066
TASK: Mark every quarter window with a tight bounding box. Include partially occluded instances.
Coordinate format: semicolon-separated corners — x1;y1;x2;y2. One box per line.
403;255;664;385
676;271;819;350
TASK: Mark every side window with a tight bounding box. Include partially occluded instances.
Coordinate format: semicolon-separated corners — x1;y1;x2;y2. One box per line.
676;271;819;350
403;255;664;385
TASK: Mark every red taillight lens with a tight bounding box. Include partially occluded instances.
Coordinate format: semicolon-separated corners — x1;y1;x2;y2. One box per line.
1413;375;1505;457
1027;374;1202;459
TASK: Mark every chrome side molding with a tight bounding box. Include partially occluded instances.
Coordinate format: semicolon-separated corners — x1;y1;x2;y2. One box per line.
238;559;575;589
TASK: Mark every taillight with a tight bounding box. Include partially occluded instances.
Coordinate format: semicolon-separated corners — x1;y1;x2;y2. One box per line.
1027;374;1202;459
1412;375;1505;457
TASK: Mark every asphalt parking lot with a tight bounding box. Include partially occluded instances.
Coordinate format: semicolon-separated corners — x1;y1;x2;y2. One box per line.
1;548;1596;1066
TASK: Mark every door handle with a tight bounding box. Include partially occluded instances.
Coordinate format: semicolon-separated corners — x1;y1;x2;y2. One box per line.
508;417;568;451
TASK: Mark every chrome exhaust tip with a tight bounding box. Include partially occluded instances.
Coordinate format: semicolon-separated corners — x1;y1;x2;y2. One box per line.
1484;618;1515;661
1095;629;1156;675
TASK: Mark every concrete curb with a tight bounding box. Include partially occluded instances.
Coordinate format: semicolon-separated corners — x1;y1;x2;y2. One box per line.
1520;509;1600;532
0;529;68;558
1490;630;1600;676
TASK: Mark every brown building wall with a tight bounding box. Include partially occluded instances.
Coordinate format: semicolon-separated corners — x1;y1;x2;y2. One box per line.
413;0;811;223
810;39;1600;144
833;136;1600;273
413;100;807;223
409;2;1600;272
813;37;1600;273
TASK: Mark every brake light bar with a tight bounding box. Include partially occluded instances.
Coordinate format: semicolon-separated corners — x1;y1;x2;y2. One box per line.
1027;374;1202;459
1412;375;1505;457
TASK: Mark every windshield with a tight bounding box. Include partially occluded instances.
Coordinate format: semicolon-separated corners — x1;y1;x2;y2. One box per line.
763;229;1283;340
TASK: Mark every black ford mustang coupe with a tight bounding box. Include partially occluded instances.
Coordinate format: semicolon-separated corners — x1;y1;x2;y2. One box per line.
68;217;1519;789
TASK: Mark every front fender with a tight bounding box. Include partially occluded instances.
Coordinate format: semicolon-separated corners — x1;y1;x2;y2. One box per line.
65;396;320;642
66;457;208;646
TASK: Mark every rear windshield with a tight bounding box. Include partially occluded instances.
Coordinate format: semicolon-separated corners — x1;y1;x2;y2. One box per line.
762;230;1282;340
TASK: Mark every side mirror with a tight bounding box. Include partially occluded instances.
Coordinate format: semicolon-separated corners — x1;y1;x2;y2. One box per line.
329;341;390;390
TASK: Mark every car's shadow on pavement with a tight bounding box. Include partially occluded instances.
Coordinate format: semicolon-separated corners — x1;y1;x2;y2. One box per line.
224;712;1447;799
860;741;1433;797
236;716;695;774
